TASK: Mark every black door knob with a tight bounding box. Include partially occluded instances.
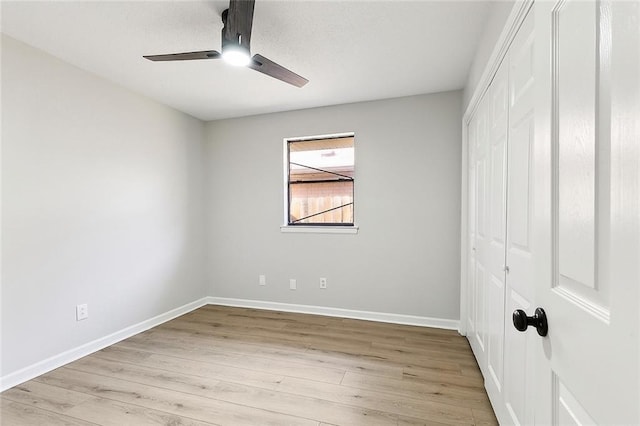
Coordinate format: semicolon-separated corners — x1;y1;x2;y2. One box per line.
512;307;548;336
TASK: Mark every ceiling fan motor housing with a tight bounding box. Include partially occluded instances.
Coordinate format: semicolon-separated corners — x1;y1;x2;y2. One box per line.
221;8;250;57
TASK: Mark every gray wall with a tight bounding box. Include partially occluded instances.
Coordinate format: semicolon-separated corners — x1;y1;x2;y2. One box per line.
205;92;462;319
463;0;516;109
1;35;207;376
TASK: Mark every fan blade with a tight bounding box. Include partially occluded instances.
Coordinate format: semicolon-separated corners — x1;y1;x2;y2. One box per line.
249;54;309;88
225;0;255;50
143;50;221;62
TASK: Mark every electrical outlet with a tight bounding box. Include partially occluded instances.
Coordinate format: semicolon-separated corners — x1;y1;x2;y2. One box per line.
259;275;266;286
76;304;88;321
289;279;297;290
320;277;327;289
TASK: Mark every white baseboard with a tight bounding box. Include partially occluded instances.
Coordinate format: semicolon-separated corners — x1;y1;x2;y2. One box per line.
207;297;460;330
0;297;209;392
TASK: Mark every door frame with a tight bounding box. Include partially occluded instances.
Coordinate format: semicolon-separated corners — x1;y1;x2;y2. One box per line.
459;0;534;336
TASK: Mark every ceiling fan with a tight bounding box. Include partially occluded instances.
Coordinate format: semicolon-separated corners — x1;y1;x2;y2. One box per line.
143;0;308;88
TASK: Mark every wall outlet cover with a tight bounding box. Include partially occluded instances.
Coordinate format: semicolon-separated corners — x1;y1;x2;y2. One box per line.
76;304;88;321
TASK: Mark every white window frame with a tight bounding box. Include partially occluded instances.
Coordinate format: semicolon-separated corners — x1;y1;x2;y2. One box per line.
281;132;358;234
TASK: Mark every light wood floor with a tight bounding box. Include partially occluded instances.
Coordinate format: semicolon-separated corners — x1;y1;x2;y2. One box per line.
0;305;497;425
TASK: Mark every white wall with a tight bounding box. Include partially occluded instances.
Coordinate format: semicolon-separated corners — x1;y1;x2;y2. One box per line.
205;92;462;320
463;0;516;109
1;35;207;378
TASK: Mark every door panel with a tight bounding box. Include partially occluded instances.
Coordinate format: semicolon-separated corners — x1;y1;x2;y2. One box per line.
504;289;532;425
467;150;477;334
556;0;600;297
534;0;640;424
487;275;505;391
554;375;598;425
506;116;532;250
474;262;487;355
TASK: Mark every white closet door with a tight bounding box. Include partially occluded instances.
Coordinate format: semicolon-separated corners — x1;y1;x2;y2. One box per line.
469;94;490;371
466;9;536;424
467;113;478;340
533;0;640;423
483;58;509;411
502;8;537;426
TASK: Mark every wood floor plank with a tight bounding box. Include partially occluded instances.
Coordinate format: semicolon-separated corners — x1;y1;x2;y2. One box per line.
304;341;478;374
195;306;332;327
67;396;219;426
378;338;476;356
402;366;485;389
36;368;317;426
1;306;495;425
1;380;93;413
338;318;459;338
404;335;472;348
306;346;466;375
0;399;97;426
93;347;285;391
2;381;216;426
396;414;458;426
149;323;313;355
65;356;223;396
160;318;297;342
284;321;470;352
142;325;309;357
281;321;409;346
461;366;485;380
341;372;493;411
275;376;475;425
471;408;499;425
206;381;398;426
117;333;347;384
368;342;478;365
184;310;295;328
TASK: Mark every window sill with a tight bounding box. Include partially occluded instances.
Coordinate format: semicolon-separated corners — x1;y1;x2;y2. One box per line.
280;225;359;234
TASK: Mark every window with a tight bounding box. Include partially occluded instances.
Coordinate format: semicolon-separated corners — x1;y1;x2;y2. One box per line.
285;134;354;227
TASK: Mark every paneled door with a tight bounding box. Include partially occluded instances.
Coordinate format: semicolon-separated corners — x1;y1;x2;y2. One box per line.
468;89;490;372
483;53;509;415
466;9;536;424
503;9;536;425
533;0;640;424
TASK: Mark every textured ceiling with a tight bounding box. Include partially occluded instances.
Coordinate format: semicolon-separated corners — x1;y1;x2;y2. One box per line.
1;1;491;121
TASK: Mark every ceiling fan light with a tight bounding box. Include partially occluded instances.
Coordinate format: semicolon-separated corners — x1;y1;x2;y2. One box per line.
222;47;251;67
